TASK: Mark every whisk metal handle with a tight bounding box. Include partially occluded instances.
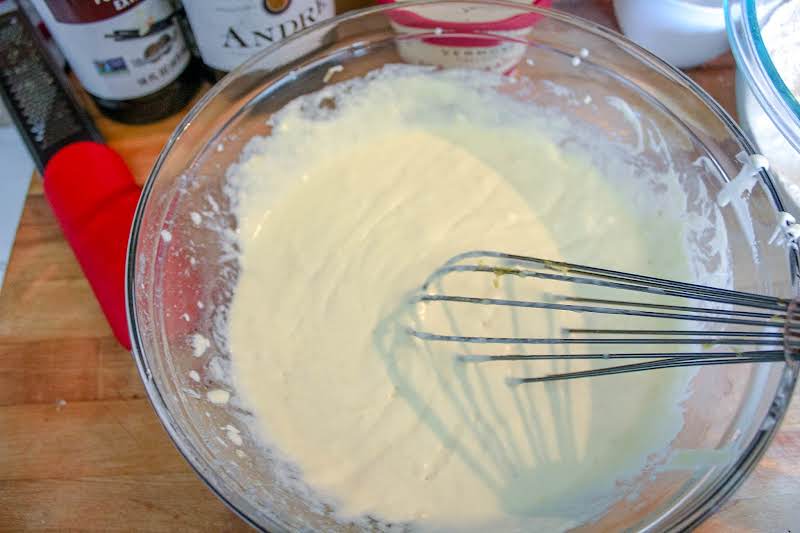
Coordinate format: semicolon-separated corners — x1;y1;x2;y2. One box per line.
784;299;800;364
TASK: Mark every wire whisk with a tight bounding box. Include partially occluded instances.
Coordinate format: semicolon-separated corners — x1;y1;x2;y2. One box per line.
408;251;800;384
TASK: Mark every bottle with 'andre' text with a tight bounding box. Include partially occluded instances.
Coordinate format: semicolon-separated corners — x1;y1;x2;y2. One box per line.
32;0;202;124
181;0;335;79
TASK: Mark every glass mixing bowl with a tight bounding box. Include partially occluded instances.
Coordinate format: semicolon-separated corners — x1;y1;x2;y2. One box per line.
127;1;800;530
726;0;800;213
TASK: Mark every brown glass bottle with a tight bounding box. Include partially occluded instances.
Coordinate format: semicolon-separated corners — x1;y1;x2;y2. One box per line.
181;0;336;78
32;0;201;124
91;57;203;124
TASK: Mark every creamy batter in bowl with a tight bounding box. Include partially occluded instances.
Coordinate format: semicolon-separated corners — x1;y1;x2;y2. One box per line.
127;2;799;530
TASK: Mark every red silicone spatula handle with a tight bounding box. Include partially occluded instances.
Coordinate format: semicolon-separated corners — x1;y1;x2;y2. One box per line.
43;142;141;350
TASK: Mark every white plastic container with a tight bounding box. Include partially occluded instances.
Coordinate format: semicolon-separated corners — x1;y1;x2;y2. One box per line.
380;0;550;72
613;0;729;68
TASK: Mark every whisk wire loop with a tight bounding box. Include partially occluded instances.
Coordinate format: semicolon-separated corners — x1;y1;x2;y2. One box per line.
409;251;800;384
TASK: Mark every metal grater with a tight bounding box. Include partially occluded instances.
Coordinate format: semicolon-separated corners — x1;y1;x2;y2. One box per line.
0;4;100;172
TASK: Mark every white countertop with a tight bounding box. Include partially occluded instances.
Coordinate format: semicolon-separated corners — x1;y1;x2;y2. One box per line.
0;124;34;292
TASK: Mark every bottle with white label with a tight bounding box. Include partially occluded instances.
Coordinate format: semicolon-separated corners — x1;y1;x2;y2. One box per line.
181;0;335;78
32;0;202;124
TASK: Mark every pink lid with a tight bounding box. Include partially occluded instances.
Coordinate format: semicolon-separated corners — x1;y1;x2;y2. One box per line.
378;0;551;32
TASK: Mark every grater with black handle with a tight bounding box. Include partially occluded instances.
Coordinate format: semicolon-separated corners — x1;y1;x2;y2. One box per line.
0;4;101;171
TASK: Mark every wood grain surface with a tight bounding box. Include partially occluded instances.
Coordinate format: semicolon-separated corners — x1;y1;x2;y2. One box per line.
1;2;798;531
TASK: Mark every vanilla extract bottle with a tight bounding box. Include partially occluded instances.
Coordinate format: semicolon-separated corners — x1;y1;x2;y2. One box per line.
32;0;202;124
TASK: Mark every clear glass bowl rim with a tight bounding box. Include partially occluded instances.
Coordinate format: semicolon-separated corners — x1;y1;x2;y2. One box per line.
126;1;800;530
725;0;800;152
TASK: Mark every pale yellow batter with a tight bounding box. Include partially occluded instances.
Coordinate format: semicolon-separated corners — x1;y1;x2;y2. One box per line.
228;67;698;530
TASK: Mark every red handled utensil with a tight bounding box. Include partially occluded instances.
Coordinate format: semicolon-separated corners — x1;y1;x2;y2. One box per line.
0;5;139;349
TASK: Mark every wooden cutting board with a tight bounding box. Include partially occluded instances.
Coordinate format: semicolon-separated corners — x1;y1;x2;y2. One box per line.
1;2;798;530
